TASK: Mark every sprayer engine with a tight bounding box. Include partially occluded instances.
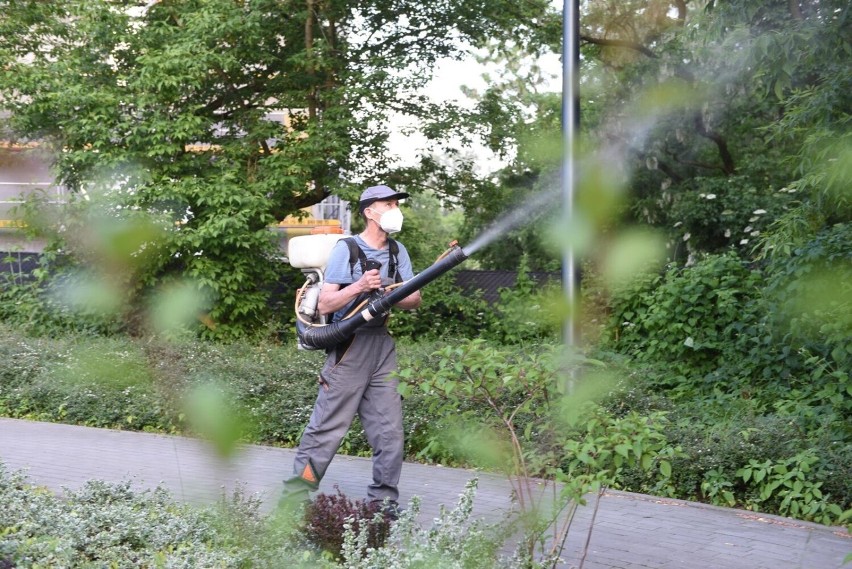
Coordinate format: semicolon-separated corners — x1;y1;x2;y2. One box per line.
288;234;348;350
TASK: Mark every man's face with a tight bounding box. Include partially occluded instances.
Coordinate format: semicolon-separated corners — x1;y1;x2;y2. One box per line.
366;199;400;221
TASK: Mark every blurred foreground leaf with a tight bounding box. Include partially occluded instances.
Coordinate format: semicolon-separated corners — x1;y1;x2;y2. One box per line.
185;381;252;458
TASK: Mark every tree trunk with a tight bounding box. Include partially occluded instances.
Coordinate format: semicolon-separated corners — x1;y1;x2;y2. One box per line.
305;0;317;121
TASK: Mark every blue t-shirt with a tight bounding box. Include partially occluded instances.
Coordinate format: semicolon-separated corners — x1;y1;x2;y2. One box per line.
323;235;415;323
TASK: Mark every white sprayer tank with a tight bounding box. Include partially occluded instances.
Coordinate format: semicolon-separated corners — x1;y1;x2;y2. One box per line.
287;233;348;270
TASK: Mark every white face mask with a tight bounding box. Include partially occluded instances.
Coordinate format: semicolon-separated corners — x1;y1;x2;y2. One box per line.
375;207;404;234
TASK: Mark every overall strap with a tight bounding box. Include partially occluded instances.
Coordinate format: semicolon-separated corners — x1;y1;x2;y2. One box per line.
388;238;401;283
343;237;368;278
344;236;401;283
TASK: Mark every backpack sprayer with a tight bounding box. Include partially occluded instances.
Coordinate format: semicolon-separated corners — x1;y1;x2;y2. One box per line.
289;234;469;351
289;233;347;350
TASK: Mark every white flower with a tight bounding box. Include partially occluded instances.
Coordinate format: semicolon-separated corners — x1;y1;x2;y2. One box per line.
751;230;760;237
740;238;749;245
683;232;691;241
744;226;753;232
706;193;717;200
724;229;731;237
673;221;683;228
753;209;767;215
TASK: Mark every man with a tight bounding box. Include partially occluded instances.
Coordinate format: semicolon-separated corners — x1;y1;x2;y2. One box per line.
283;185;421;513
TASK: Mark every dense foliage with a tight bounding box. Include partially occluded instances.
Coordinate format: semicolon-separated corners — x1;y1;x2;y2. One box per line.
0;467;300;568
389;258;561;345
1;325;848;529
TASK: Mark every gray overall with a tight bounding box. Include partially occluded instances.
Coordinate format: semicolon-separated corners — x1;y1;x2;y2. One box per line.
290;325;403;503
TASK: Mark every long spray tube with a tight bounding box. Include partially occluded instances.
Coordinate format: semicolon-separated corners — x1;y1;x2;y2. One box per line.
299;246;469;350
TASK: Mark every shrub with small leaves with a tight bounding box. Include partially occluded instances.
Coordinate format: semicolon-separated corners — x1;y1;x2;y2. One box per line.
0;463;339;569
0;465;243;567
340;479;517;569
303;487;392;560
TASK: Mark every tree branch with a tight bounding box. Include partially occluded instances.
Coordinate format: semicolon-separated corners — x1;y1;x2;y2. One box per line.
607;133;684;183
305;0;317;121
788;0;804;20
674;0;687;26
692;114;736;175
580;34;659;59
290;184;330;210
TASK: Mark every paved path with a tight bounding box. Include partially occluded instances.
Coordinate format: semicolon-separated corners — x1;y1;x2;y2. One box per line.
1;417;848;568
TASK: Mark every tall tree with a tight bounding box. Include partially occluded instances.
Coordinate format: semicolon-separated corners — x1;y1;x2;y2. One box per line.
577;0;850;256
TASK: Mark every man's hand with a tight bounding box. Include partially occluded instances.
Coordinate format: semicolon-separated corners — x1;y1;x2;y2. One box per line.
357;269;382;293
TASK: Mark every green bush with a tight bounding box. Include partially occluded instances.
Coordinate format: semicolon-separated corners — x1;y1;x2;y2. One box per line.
0;327;326;443
607;252;764;382
1;322;848;527
0;464;541;569
388;270;493;342
597;364;851;524
0;463;357;568
482;260;561;345
734;451;848;525
659;176;792;256
0;326;444;460
0;465;295;568
0;264;122;338
604;239;850;447
763;222;852;372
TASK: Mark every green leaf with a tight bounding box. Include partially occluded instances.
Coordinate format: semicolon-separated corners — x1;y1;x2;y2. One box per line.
615;444;631;458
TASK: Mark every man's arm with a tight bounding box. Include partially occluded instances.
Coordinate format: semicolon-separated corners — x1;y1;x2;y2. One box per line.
393;289;421;310
317;269;382;316
391;241;421;310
